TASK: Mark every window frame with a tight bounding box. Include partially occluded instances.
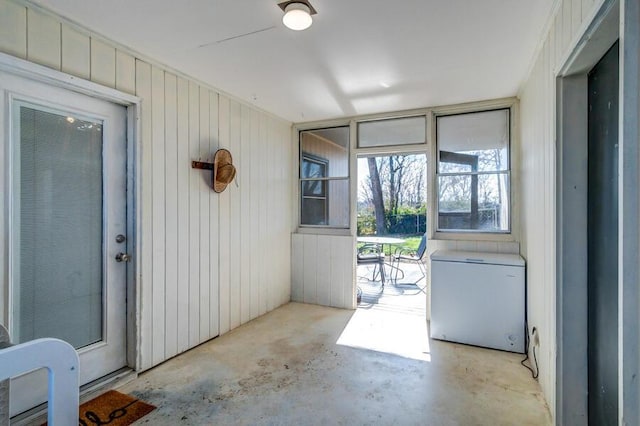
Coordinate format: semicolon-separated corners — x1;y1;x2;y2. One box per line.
292;98;518;241
435;107;512;234
356;114;428;148
300;152;329;225
297;125;351;230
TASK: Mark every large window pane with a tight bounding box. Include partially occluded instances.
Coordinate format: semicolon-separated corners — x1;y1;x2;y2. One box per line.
16;106;103;347
357;154;427;236
438;173;509;232
438;109;509;173
300;179;349;227
436;108;511;233
300;127;349;178
358;116;426;148
299;126;349;228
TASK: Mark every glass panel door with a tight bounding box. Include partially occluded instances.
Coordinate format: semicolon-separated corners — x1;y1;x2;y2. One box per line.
1;69;129;417
14;105;104;347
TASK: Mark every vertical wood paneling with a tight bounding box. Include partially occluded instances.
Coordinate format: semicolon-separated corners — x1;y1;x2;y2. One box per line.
187;81;201;348
292;234;354;309
554;7;563;67
1;2;292;374
208;91;220;337
497;242;519;254
456;241;477;251
475;241;499;253
316;236;331;306
291;235;304;302
229;100;241;329
562;1;572;55
0;1;26;58
163;73;178;359
27;9;61;69
542;40;552;389
198;87;211;341
571;0;582;35
176;77;190;353
150;66;166;365
340;237;354;309
519;0;595;417
90;38;116;87
582;0;595;20
302;234;317;304
266;118;277;311
115;51;136;94
249;110;262;317
258;113;268;315
218;95;231;335
548;25;556;76
240;105;252;324
61;25;89;79
135;60;153;370
280;123;292;304
329;237;345;308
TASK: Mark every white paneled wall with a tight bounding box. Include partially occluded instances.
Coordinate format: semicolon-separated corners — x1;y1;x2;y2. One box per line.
519;0;600;417
291;234;355;309
0;0;292;371
290;233;516;313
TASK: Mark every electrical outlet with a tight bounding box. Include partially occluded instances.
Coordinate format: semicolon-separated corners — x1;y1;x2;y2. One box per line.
531;327;540;346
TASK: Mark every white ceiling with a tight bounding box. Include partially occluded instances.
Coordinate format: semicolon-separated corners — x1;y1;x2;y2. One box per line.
32;0;555;123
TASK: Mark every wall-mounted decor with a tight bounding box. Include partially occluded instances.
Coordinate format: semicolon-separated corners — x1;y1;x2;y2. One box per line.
192;149;236;193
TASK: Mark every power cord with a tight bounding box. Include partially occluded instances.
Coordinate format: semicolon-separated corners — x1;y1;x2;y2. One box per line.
521;324;539;379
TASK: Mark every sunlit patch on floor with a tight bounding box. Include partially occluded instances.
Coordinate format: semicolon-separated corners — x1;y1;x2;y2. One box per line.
336;304;431;362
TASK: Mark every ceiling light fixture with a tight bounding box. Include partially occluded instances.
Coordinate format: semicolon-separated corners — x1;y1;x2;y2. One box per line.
278;0;317;31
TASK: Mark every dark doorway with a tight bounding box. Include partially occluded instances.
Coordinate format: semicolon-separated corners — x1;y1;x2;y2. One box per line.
587;40;619;425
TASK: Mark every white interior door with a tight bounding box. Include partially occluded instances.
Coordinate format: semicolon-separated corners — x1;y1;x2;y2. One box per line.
0;70;128;416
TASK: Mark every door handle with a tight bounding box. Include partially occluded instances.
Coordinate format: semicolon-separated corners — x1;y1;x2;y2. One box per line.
115;252;132;262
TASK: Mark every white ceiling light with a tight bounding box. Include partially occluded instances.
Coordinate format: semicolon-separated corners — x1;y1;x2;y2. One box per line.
279;1;317;31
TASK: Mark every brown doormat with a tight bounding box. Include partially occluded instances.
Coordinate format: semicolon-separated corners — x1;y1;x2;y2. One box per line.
43;390;155;426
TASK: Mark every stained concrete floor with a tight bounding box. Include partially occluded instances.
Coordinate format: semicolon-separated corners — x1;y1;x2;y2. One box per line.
120;301;550;425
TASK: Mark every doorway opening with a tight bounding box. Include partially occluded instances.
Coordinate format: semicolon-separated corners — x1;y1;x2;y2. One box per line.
356;153;427;304
0;58;140;420
347;153;429;360
555;0;621;422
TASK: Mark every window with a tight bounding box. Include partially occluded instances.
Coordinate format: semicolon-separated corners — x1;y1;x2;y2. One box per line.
357;154;427;236
301;154;328;225
358;115;426;148
299;126;349;228
436;108;510;233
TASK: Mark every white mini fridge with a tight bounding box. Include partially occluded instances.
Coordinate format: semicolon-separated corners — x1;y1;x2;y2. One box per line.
430;250;525;353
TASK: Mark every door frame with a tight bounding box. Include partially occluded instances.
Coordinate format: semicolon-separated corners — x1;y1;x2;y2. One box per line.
556;0;640;424
0;51;142;372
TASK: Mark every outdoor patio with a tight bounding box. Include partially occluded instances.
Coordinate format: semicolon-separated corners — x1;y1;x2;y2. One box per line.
357;260;427;316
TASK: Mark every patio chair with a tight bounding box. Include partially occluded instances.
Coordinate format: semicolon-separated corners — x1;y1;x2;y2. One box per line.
357;243;386;286
391;233;427;286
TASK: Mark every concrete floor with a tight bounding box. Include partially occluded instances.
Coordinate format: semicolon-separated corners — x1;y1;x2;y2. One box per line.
120;302;550;425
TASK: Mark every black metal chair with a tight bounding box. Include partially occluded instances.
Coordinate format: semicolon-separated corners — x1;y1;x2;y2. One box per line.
391;233;427;286
357;243;386;287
